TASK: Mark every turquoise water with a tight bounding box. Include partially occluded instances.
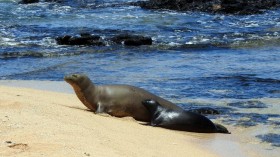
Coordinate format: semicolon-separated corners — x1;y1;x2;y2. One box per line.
0;0;280;155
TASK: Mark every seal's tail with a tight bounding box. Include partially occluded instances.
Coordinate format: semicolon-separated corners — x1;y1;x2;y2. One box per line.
214;123;231;134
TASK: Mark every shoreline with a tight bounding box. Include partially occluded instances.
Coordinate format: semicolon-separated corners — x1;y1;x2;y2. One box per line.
0;80;276;157
0;80;73;94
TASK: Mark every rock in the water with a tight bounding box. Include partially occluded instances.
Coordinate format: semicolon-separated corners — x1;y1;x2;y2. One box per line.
56;33;152;46
137;0;221;12
20;0;39;4
137;0;280;15
56;34;105;46
219;0;279;14
111;34;152;46
20;0;63;4
189;107;220;115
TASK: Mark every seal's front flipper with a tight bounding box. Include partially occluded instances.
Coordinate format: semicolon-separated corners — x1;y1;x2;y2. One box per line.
150;117;163;127
95;102;105;114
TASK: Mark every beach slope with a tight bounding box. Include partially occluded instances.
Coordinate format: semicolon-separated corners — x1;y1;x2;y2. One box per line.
0;85;221;157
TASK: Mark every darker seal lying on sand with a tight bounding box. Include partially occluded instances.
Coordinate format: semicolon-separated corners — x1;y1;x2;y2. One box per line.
64;74;183;122
142;99;230;133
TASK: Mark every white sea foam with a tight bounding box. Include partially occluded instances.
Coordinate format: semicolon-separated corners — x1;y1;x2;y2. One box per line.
0;36;18;46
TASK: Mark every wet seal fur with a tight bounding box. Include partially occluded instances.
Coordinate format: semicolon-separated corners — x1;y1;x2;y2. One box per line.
142;99;230;133
64;74;183;122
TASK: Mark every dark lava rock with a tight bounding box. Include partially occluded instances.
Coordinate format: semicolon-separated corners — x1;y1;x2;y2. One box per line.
137;0;280;15
111;34;152;46
20;0;39;4
56;34;105;46
137;0;218;12
220;0;279;14
189;107;220;115
20;0;62;4
56;33;152;46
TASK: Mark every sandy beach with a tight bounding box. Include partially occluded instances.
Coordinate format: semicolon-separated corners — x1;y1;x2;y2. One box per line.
1;0;280;156
0;81;269;157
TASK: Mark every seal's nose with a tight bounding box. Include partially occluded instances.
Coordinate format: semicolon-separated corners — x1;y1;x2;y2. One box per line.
63;75;69;80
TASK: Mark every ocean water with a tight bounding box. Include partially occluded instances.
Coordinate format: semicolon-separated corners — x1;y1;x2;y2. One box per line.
0;0;280;156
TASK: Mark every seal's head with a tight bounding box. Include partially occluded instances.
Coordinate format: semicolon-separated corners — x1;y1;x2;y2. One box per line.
64;74;97;111
64;74;91;89
142;99;159;114
214;123;231;134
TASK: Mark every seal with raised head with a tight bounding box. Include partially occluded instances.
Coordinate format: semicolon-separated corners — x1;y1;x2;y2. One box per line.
142;99;230;133
64;74;183;122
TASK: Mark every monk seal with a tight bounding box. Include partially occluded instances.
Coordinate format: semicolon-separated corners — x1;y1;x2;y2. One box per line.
64;74;183;122
142;99;230;133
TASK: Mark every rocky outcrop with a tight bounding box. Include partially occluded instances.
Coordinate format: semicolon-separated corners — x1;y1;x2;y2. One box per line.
56;33;105;46
56;33;153;46
137;0;280;15
220;0;279;14
111;34;153;46
20;0;39;4
21;0;280;14
20;0;62;4
137;0;217;12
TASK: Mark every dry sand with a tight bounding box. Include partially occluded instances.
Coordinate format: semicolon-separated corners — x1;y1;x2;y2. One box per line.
0;82;252;157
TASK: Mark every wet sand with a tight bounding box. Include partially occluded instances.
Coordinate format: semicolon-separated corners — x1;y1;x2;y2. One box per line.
0;81;275;157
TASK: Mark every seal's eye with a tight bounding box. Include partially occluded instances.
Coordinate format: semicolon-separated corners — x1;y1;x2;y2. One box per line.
146;99;156;104
72;74;79;78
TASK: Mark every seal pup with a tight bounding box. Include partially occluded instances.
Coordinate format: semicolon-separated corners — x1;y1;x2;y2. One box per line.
64;74;183;122
142;99;230;133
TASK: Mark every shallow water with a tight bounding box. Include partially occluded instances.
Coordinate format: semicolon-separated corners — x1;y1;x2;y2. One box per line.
0;0;280;156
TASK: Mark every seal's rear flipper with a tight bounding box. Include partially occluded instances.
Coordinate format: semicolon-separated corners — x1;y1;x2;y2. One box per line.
214;123;231;134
